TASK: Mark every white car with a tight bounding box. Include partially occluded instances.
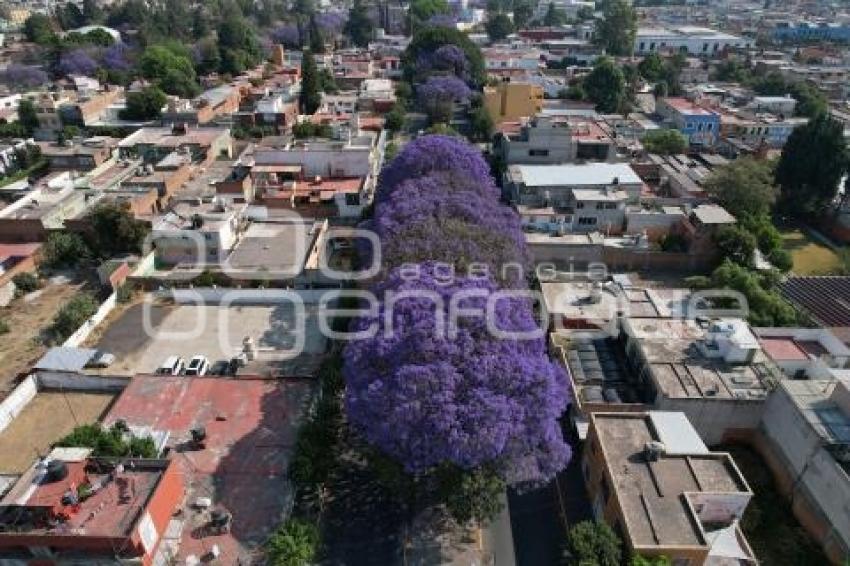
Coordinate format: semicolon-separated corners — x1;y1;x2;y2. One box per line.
86;350;116;369
185;355;210;376
156;356;186;376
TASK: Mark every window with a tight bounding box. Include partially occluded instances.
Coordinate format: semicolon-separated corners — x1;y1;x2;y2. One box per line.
649;42;656;51
605;203;617;210
528;149;549;157
702;43;709;52
596;203;605;210
578;217;597;226
640;42;645;51
576;202;585;209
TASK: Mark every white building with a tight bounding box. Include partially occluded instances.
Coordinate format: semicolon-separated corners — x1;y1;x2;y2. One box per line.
151;199;247;265
634;26;753;57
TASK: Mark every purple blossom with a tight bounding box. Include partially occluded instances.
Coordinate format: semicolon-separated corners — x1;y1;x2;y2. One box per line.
102;44;132;71
377;135;498;202
271;24;301;48
58;49;98;77
343;263;571;484
315;12;347;34
0;64;48;88
416;44;470;83
418;75;471;102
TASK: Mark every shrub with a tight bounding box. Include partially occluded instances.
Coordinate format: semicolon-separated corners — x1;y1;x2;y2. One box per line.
565;521;622;566
55;423;157;458
265;518;320;566
12;272;39;294
42;232;91;268
50;293;98;342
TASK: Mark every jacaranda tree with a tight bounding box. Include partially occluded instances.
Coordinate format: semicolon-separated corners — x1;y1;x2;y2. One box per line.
417;75;472;122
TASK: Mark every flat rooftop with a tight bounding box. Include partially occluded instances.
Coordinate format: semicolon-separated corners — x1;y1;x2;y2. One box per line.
542;280;690;322
119;127;228;149
508;162;642;187
592;412;750;548
225;220;322;277
103;375;315;564
0;391;116;474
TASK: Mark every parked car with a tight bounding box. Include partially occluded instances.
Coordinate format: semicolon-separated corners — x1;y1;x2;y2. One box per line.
156;356;186;376
86;350;116;369
185;355;210;376
209;360;229;376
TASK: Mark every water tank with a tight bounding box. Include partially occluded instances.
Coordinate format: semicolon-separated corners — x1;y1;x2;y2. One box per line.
45;460;69;483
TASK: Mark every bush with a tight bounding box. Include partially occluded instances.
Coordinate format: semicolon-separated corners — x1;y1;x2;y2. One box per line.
55;423;157;458
50;292;98;342
12;272;39;294
117;282;137;303
564;521;622;566
43;232;91;269
266;518;320;566
641;129;688;155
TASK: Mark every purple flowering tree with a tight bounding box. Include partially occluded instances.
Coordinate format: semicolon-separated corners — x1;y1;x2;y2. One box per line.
344;263;571;484
377;135;498;202
426;14;458;29
417;75;472;123
271;24;301;48
374;172;525;253
58;49;98;77
315;12;347;35
102;44;133;71
414;44;470;84
0;64;48;89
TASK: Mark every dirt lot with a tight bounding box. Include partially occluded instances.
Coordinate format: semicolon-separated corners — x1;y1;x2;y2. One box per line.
0;391;116;474
0;276;85;395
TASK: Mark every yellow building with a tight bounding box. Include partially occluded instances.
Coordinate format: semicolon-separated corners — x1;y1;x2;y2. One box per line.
483;82;544;124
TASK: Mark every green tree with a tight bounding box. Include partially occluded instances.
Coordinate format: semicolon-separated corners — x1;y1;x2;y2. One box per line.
469;105;494;142
714;224;758;268
704;157;777;218
788;81;827;118
437;465;505;524
751;71;789;96
82;0;105;25
299;49;321;115
385;104;406;132
712;59;748;82
56;423;156;458
50;292;99;341
402;26;486;87
12;272;39;294
593;0;637;56
218;16;262;71
513;3;534;28
345;0;375;48
709;260;798;326
23;14;55;45
565;521;622;566
775;114;848;219
43;232;91;268
266;518;319;566
410;0;450;23
583;57;625;113
486;13;514;41
630;556;671;566
120;87;167;120
18;98;38;134
637;52;665;82
86;201;150;258
139;45;199;98
543;3;567;26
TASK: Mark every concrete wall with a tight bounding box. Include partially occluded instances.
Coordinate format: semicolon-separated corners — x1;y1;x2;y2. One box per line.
0;375;37;434
35;371;129;392
655;396;765;446
164;287;331;305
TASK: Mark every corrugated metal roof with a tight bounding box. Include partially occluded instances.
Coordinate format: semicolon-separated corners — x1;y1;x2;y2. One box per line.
781;276;850;327
35;347;98;372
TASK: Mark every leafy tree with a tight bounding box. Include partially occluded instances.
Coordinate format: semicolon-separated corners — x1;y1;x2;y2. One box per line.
543;3;568;26
23;14;55;45
469;104;494;142
344;0;374;48
709;260;798;326
299;49;321;115
630;556;671;566
788;81;827;118
120;87;167;120
565;521;622;566
485;13;514;41
86;201;150;258
410;0;451;23
385;104;406;132
513;3;534;28
752;71;790;96
82;0;105;24
582;57;625;113
292;121;332;138
652;81;668;98
437;465;505;524
417;75;471;123
704;157;777;218
714;224;758;268
139;45;199;98
775;114;848;219
712;59;748;82
50;292;99;341
18;99;39;135
265;519;319;566
593;0;637;56
43;232;91;268
637;52;665;82
218;16;262;73
641;129;688;155
309;17;325;53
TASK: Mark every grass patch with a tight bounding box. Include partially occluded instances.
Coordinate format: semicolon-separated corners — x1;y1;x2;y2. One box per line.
779;227;841;275
716;444;828;566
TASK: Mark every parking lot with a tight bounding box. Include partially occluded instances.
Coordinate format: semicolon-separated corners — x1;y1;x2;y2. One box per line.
93;302;327;377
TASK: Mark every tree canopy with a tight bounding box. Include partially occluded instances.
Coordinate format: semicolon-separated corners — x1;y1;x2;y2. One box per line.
593;0;637;56
402;27;486;87
582;57;626;113
704;157;777;219
641;129;688;155
299;49;322;114
485;13;514;41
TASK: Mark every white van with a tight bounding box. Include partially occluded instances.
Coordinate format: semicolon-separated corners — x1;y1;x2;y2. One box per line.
156;356;186;375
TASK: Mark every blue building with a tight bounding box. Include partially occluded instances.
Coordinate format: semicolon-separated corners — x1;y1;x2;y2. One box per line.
656;98;721;147
773;22;850;43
